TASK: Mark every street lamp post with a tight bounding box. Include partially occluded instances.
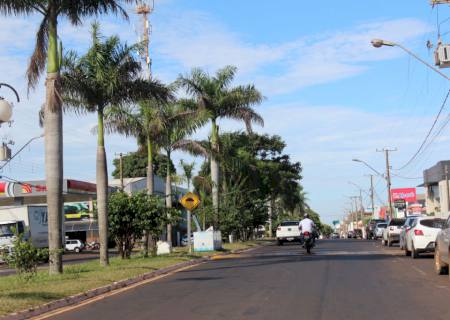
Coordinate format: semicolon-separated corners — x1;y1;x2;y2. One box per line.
371;39;450;81
0;83;20;126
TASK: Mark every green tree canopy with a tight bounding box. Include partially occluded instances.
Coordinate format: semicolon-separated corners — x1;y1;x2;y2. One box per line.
112;151;175;179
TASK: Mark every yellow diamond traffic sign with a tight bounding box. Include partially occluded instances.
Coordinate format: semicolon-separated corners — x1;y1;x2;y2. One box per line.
180;192;200;211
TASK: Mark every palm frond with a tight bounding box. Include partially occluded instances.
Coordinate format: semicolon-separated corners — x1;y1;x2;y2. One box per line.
27;13;49;90
173;139;209;158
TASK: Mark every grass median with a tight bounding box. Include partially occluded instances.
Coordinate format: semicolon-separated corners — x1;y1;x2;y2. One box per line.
0;240;263;316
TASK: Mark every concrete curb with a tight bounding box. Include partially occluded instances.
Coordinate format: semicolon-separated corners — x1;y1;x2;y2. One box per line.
1;257;208;320
1;242;268;320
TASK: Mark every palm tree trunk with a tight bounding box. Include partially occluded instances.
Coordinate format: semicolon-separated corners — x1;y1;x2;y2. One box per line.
46;7;63;275
97;108;109;266
210;119;220;229
143;136;153;257
166;149;172;246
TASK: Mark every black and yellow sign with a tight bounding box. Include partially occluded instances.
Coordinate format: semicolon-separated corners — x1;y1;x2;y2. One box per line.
180;192;200;211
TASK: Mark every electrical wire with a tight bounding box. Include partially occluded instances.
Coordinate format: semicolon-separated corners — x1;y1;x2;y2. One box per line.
395;89;450;171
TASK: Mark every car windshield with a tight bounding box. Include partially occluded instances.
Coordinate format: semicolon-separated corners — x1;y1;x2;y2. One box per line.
389;219;405;226
377;223;387;228
419;219;446;229
281;221;299;226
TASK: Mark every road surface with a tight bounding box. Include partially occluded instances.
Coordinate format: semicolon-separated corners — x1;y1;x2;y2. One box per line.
43;240;450;320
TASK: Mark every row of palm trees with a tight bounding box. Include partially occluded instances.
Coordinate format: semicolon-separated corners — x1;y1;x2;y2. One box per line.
0;1;263;275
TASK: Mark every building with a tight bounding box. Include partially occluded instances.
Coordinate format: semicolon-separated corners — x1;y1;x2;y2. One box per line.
421;160;450;218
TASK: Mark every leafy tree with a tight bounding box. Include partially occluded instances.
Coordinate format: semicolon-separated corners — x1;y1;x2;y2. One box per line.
61;23;170;266
0;0;133;275
177;66;264;228
112;151;175;180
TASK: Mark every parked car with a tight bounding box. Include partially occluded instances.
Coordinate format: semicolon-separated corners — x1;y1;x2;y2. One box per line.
374;222;387;240
276;221;301;245
399;215;424;250
181;235;194;246
347;231;355;239
404;217;446;258
366;219;386;240
354;229;363;239
382;218;406;247
331;232;340;239
434;215;450;275
65;239;84;253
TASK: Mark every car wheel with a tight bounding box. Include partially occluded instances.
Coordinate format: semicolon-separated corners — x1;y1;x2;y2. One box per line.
434;245;449;275
75;247;80;253
411;243;419;259
277;240;283;246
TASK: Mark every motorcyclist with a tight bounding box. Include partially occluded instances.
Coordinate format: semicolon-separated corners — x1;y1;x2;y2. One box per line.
299;213;316;244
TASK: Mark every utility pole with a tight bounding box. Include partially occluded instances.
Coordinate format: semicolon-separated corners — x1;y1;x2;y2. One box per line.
377;148;397;220
369;174;375;217
445;164;450;215
119;153;124;190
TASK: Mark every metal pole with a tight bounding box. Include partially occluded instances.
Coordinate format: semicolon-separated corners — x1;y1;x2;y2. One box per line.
187;210;192;253
445;164;450;215
385;150;394;219
119;153;124;190
370;174;375;217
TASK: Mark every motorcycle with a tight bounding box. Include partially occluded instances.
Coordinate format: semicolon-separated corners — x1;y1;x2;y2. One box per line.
86;241;100;250
302;231;314;254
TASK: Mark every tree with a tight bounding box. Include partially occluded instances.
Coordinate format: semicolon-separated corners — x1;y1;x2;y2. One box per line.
0;0;133;275
179;159;195;190
108;191;165;259
61;23;170;266
112;151;175;180
177;66;264;228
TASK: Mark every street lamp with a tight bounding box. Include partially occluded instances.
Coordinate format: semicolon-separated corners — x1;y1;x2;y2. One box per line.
371;38;450;81
0;83;20;126
352;158;385;179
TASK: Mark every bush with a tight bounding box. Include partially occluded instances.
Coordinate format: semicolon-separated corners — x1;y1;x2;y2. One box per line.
2;232;49;280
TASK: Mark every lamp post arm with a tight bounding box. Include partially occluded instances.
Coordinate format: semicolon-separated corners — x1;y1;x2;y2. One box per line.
0;134;44;170
358;160;385;179
393;43;450;81
0;83;20;102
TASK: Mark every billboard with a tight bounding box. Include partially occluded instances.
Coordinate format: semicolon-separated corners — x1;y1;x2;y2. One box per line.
391;188;417;203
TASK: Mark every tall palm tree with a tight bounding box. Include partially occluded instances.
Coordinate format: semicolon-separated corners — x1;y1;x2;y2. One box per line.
0;0;132;275
180;159;195;191
61;23;170;266
158;102;204;245
177;66;264;228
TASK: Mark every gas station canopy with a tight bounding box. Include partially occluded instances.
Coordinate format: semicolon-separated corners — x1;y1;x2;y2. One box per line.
0;179;96;206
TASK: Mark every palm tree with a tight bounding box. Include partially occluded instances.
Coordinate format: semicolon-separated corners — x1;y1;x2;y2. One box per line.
177;66;264;228
158;102;204;245
180;160;195;191
0;0;133;275
61;23;170;266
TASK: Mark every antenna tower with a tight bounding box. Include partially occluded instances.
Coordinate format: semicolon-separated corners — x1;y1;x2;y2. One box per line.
136;0;154;80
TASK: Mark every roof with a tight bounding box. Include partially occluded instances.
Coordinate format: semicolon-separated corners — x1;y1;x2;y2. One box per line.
423;160;450;185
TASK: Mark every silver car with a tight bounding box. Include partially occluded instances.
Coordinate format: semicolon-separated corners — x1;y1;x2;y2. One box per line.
374;222;387;240
434;215;450;275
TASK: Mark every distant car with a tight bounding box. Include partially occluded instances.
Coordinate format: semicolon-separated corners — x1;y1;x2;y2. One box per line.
399;215;424;250
65;239;84;253
366;219;386;240
347;231;355;239
374;222;387;240
434;215;450;275
181;235;194;246
404;217;446;258
331;233;340;239
382;218;406;247
276;221;301;245
354;229;363;239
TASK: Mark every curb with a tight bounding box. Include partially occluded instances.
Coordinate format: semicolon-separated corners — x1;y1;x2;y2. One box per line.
1;242;267;320
1;257;208;320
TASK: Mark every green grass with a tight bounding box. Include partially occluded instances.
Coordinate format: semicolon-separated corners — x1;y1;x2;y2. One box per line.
0;240;263;316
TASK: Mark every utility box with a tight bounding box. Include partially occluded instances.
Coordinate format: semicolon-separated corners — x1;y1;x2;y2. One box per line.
193;230;222;252
434;44;450;68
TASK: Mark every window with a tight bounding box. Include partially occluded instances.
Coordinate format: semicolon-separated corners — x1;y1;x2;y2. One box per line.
281;221;299;226
420;219;446;229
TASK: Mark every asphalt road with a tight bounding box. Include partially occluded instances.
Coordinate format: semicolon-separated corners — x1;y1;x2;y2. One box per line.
44;240;450;320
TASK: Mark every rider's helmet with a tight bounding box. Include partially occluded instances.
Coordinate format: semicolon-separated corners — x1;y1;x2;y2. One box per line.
304;213;309;218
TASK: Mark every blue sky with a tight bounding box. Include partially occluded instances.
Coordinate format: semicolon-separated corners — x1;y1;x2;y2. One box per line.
1;0;450;223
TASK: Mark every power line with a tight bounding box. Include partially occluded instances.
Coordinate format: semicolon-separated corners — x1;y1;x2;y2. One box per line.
395;88;450;170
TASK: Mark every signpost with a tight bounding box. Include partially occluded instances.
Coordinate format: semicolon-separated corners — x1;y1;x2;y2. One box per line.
180;192;200;253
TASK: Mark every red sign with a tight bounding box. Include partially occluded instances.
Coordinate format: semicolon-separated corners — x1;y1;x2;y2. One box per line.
391;188;416;203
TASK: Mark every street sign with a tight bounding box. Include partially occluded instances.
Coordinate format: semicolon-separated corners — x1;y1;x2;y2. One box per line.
180;192;200;211
394;199;406;209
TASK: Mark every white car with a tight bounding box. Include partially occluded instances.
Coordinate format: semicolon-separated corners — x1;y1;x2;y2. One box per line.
276;221;301;245
382;218;406;247
404;217;446;258
65;239;85;253
434;215;450;275
374;222;387;239
399;215;424;250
